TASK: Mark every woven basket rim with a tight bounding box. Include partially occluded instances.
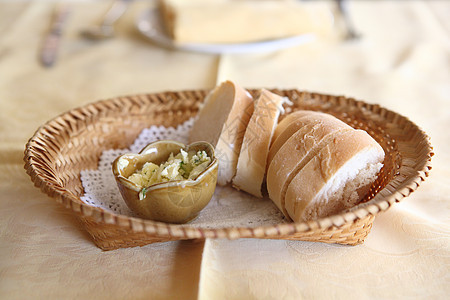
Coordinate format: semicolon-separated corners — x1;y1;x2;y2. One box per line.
24;89;433;241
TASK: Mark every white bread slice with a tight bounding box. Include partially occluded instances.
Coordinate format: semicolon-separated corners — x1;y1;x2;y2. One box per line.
266;114;352;218
232;89;290;197
267;111;334;168
285;129;385;222
189;80;253;186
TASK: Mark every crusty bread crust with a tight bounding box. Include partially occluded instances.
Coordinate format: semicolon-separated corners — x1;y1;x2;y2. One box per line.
285;129;384;222
271;110;313;147
232;89;287;197
266;114;352;218
189;81;253;186
267;111;346;169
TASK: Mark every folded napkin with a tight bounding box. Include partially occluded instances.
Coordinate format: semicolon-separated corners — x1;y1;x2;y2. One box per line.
160;0;334;44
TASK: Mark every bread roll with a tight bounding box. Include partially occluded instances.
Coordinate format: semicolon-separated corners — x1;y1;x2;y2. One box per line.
232;89;290;197
285;129;385;221
189;80;253;186
266;113;352;217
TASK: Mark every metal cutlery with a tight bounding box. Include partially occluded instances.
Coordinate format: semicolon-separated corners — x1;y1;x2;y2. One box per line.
39;4;70;68
81;0;131;40
336;0;360;40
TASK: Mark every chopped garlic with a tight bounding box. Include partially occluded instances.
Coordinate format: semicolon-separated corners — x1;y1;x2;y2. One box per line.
128;149;211;189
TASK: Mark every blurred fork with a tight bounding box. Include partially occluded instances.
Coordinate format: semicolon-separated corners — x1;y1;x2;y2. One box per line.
336;0;360;40
81;0;131;40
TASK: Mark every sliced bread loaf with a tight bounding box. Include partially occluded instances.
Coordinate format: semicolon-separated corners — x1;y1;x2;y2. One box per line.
232;89;290;197
285;129;385;221
189;80;253;186
266;112;352;218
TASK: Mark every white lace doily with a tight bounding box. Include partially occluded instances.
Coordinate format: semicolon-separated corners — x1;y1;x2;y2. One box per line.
80;118;286;228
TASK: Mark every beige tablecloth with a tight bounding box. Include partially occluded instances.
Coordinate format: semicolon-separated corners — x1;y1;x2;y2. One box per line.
1;1;449;299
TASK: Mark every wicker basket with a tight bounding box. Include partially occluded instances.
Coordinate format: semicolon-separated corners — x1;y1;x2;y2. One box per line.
24;89;433;250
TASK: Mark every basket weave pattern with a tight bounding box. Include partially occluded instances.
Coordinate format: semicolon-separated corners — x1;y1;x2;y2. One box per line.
24;90;433;250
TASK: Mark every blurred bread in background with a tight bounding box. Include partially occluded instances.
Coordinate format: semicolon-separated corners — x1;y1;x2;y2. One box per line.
159;0;334;44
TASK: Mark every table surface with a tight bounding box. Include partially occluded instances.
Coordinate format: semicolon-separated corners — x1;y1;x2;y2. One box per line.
1;1;449;299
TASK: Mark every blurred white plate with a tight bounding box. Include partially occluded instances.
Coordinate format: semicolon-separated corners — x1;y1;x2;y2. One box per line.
136;8;316;54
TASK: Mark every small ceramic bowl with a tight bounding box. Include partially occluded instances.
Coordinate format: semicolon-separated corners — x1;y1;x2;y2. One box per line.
112;140;218;224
